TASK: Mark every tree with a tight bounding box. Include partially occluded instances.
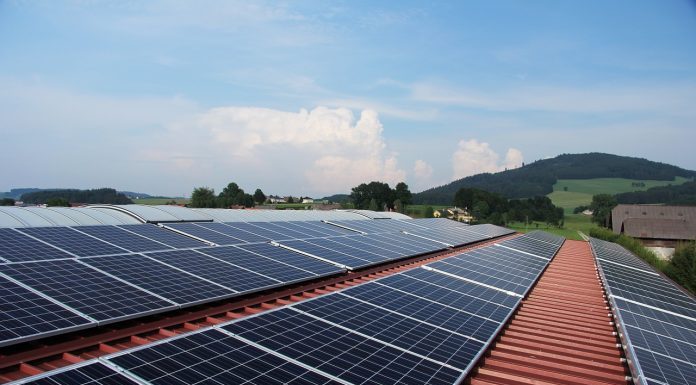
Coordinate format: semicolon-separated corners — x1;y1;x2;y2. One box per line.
0;198;15;206
287;196;295;204
46;198;70;207
242;193;255;208
393;199;404;214
394;182;412;205
590;194;617;228
190;187;217;208
253;189;266;204
350;181;393;210
368;198;378;211
218;183;242;207
424;206;434;218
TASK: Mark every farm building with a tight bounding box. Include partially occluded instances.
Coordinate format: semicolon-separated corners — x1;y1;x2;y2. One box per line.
612;204;696;247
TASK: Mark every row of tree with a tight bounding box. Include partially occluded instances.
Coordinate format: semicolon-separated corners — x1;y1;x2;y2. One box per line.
20;188;133;205
451;188;564;226
349;182;412;213
189;183;267;208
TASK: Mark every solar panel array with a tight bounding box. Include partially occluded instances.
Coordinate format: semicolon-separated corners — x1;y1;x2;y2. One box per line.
15;231;565;385
590;237;696;385
0;218;521;354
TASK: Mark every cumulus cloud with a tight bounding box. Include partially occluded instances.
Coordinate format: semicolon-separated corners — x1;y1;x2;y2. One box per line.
452;139;523;180
413;159;433;180
157;106;405;194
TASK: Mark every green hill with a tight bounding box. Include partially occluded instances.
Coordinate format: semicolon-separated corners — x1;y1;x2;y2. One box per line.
413;153;696;205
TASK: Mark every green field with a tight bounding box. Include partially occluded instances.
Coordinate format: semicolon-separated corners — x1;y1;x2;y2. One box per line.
549;176;690;214
133;198;190;205
508;213;597;241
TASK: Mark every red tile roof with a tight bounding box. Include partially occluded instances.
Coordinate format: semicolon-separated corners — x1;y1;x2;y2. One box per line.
470;240;630;385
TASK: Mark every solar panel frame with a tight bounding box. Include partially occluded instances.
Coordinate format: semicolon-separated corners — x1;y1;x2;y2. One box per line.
81;254;236;307
0;275;94;347
18;361;141;385
0;228;74;262
16;227;128;257
71;225;174;253
0;259;176;323
117;224;207;249
144;249;282;294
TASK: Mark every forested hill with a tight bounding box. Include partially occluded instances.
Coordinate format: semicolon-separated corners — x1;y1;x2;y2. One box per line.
413;153;696;205
21;188;133;205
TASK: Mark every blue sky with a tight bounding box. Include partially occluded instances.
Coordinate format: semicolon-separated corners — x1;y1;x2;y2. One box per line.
2;1;695;197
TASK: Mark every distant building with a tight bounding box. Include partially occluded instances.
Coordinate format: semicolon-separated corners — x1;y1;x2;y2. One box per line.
612;204;696;247
268;195;287;204
301;198;314;204
434;207;473;223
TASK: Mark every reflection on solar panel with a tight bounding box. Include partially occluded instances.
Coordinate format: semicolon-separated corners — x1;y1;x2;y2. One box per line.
73;225;172;253
0;276;92;347
165;223;246;245
237;243;344;276
107;329;340;385
404;227;487;247
0;228;73;262
223;308;464;385
81;254;235;306
145;249;281;293
17;227;127;257
591;238;696;385
197;222;268;243
20;361;139;385
0;260;175;322
117;224;206;249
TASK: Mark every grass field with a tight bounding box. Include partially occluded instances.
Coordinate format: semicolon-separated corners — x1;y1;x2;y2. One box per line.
507;213;597;241
133;198;190;205
549;176;690;214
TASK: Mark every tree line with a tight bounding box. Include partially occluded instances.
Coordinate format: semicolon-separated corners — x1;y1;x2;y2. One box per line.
450;188;564;226
189;183;266;208
20;188;133;205
349;182;412;213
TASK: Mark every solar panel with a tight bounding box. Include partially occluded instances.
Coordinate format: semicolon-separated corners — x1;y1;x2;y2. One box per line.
467;224;516;238
196;222;268;243
496;236;560;259
523;230;565;246
197;246;331;283
246;222;311;239
107;329;340;385
145;249;280;293
0;228;73;262
0;260;174;322
293;294;485;371
223;222;285;240
322;235;403;259
0;275;92;347
73;225;173;253
236;243;344;277
222;308;465;385
276;239;374;269
591;238;696;385
20;361;140;385
81;254;235;306
164;223;246;245
404;227;487;247
286;221;352;237
117;224;206;249
301;237;391;264
17;227;127;257
341;280;501;342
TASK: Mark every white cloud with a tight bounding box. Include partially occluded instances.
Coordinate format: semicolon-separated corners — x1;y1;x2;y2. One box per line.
452;139;524;180
154;106;406;194
413;159;433;180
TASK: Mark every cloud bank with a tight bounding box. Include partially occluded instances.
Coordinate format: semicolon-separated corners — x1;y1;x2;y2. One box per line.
452;139;524;180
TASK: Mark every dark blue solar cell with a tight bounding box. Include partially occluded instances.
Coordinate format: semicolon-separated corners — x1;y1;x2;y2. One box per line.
117;224;206;249
74;225;173;253
294;294;484;370
497;237;559;259
342;282;500;341
0;260;174;322
17;227;127;257
0;276;92;347
305;237;392;263
108;329;340;385
236;243;343;276
196;222;267;243
223;308;464;385
165;223;246;245
145;249;279;293
81;254;235;306
0;228;73;262
405;227;486;247
22;362;140;385
196;246;314;283
277;239;372;269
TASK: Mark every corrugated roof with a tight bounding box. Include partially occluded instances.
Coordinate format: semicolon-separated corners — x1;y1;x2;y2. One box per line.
622;217;695;240
612;204;696;239
470;240;630;385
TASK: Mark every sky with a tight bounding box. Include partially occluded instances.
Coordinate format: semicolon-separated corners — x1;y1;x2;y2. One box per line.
1;1;695;197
